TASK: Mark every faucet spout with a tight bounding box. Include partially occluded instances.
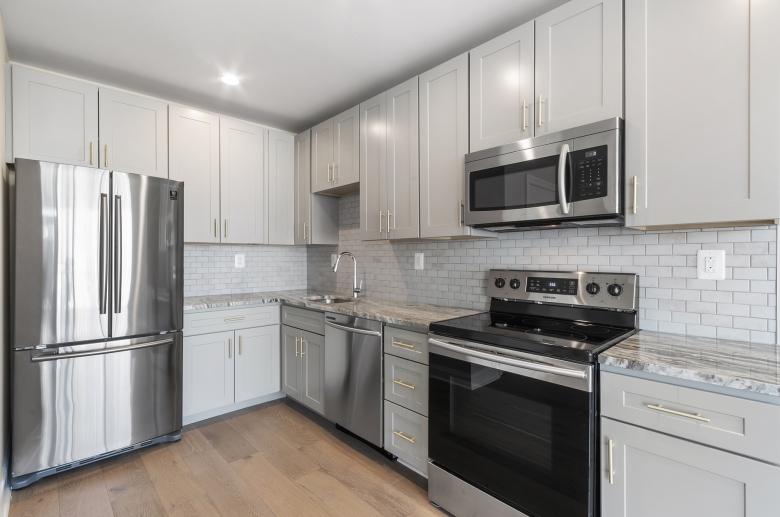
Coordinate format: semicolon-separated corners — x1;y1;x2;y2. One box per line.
333;252;361;298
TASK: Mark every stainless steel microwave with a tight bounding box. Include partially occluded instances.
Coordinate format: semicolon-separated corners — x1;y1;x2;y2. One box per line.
465;118;623;231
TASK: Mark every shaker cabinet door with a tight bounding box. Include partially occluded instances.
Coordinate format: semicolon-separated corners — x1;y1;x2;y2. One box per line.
235;325;280;403
469;21;534;152
219;117;266;244
12;66;99;167
281;325;302;400
333;105;360;188
183;331;235;417
294;130;312;245
360;92;387;240
98;88;168;178
534;0;623;135
267;130;295;245
311;118;334;193
385;76;419;239
300;330;325;415
169;105;220;243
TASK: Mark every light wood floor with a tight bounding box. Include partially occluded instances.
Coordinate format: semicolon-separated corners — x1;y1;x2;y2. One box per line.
9;399;447;517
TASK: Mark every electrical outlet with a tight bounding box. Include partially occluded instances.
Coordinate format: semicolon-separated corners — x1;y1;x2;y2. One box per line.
697;249;725;280
331;254;338;267
234;254;245;268
414;253;424;270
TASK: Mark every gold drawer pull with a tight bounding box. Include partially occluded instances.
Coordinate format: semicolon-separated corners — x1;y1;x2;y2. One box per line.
393;340;419;351
393;431;415;443
224;316;245;322
608;438;614;484
647;404;710;422
393;380;415;390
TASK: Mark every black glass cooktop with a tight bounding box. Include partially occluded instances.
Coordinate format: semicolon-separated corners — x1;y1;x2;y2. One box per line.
429;311;635;363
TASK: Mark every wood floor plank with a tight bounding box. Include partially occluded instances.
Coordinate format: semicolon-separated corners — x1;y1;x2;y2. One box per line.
198;419;259;464
167;495;221;517
300;440;420;517
227;410;319;481
392;478;448;517
231;452;330;517
295;470;385;517
257;405;319;449
169;427;213;459
407;504;451;517
101;452;167;517
9;476;60;517
57;463;113;517
183;448;275;517
138;445;207;513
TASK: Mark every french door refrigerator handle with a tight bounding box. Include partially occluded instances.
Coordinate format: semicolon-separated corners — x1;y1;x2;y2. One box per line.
114;195;122;313
99;193;109;314
558;144;571;214
31;338;174;362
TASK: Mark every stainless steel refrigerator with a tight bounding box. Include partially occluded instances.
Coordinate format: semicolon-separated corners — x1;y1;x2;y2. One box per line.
10;159;184;489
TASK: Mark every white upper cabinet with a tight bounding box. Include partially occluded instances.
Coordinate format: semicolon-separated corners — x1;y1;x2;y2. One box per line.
360;91;387;240
625;0;780;228
169;105;220;243
267;130;295;245
535;0;623;135
469;21;535;152
333;105;360;189
294;130;312;245
98;88;168;178
219;117;266;245
386;77;419;239
11;66;98;167
311;118;334;193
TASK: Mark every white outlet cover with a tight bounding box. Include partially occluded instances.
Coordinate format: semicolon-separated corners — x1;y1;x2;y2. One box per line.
235;254;245;268
414;253;424;270
331;254;338;267
697;249;725;280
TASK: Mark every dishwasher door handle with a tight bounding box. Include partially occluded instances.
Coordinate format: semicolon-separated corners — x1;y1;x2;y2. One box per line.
325;320;382;337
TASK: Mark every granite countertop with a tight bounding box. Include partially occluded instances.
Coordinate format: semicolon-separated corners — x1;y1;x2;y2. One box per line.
183;290;483;331
600;331;780;397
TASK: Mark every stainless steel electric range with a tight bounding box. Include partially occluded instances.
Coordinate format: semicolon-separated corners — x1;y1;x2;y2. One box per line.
427;269;639;517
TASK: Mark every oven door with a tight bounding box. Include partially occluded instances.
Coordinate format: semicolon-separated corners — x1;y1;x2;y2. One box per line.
428;336;595;517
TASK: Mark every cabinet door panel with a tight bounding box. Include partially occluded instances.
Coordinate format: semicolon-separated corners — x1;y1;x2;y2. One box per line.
360;92;387;240
235;325;280;403
169;106;220;243
311;118;333;193
267;130;295;245
535;0;622;134
386;77;419;239
220;117;265;244
602;418;780;517
469;21;534;152
421;53;470;238
12;66;98;167
183;331;234;417
333;105;359;187
301;330;325;415
281;325;302;400
294;131;311;245
626;0;780;227
98;88;168;178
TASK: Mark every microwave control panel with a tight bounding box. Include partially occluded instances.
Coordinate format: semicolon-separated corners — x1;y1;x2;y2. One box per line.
571;145;608;202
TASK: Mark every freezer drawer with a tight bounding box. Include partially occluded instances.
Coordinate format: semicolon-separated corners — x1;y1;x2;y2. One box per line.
12;333;183;481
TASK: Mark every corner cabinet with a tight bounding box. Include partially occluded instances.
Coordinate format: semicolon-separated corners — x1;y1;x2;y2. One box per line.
267;130;296;245
311;105;360;195
11;66;99;167
98;88;168;178
281;308;326;415
625;0;780;228
294;129;339;245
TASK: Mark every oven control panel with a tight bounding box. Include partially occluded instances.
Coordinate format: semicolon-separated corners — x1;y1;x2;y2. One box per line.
571;145;608;201
488;269;638;311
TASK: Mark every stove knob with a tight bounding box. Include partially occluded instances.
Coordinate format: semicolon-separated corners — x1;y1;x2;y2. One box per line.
586;282;600;295
494;278;506;288
509;279;521;290
607;284;623;297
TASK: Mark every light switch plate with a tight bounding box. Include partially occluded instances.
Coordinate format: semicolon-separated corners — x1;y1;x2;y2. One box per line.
331;254;338;267
697;249;725;280
235;254;245;268
414;253;424;270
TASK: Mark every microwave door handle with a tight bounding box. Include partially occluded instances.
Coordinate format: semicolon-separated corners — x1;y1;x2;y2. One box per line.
558;144;571;215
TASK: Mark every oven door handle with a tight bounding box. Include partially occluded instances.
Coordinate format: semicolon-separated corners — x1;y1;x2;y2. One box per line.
429;337;586;380
558;143;571;215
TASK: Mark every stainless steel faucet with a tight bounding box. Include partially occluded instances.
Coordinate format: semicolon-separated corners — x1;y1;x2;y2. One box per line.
333;251;362;298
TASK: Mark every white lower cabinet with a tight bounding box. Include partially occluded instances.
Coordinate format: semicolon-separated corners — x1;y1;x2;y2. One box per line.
235;325;281;403
183;331;235;417
281;322;326;415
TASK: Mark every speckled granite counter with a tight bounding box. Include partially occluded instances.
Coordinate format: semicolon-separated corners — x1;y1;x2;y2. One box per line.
183;290;482;331
600;331;780;397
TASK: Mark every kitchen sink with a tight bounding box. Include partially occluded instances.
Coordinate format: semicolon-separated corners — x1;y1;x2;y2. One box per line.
305;295;354;304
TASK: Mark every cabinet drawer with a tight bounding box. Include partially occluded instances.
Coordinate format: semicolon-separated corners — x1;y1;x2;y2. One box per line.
384;355;428;417
384;327;428;364
184;305;280;337
602;372;780;465
384;401;428;474
281;305;325;335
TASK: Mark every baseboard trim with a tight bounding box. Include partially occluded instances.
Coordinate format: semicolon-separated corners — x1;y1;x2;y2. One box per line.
183;392;286;426
1;437;10;517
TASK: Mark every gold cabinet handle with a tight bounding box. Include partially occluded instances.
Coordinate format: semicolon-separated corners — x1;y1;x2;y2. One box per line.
214;219;218;237
392;340;416;350
224;316;245;322
393;431;415;443
387;210;392;233
393;380;415;390
295;336;299;357
228;338;233;359
238;335;243;355
646;404;710;422
522;99;527;131
104;144;108;167
608;438;614;484
333;161;337;180
632;176;638;215
538;94;544;127
224;219;228;237
379;211;383;233
301;339;306;356
303;222;307;241
459;200;464;226
90;142;94;165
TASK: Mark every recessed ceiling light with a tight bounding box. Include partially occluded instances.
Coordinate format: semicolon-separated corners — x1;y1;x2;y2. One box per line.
220;74;240;86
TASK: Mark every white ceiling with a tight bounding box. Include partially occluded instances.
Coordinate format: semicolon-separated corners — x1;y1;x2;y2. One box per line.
0;0;567;133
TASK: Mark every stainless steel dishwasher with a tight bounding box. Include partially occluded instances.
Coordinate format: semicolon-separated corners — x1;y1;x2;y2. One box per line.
324;313;383;447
